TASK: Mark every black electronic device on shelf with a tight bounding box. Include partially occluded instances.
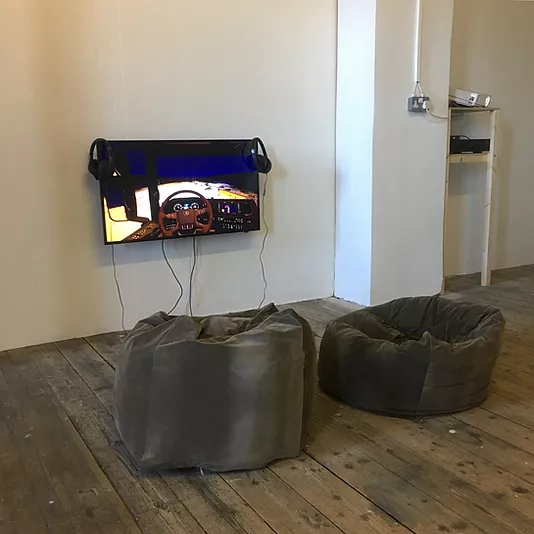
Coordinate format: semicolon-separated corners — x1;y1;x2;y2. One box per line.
88;138;271;245
450;136;491;155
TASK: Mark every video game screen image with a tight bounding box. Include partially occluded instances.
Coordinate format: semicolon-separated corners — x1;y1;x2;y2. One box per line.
98;140;260;244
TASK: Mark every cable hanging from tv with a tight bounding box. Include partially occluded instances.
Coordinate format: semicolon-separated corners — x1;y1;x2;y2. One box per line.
88;136;273;326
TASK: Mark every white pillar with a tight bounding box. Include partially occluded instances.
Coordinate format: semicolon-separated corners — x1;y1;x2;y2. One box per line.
335;0;377;306
335;0;454;306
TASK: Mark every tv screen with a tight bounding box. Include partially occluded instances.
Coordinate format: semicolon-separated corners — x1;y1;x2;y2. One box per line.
98;140;260;244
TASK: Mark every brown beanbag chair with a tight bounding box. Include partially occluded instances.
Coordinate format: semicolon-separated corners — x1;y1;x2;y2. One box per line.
319;296;505;417
115;304;316;471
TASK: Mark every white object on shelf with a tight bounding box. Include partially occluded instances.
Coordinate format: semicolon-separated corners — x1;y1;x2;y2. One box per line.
449;89;492;108
442;107;499;289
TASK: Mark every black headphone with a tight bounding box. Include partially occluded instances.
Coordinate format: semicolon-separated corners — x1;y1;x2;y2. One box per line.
90;137;272;178
88;138;114;181
248;137;272;174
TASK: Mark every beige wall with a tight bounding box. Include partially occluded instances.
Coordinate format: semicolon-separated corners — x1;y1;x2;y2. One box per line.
336;0;454;305
447;0;534;275
0;0;337;351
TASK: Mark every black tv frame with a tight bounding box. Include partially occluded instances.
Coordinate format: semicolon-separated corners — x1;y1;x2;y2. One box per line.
96;139;261;245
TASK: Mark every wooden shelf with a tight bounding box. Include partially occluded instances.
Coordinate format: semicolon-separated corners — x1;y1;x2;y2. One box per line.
449;106;500;114
448;153;490;164
443;108;499;290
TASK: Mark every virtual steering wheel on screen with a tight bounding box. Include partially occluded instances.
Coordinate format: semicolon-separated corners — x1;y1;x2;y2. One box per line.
158;190;214;237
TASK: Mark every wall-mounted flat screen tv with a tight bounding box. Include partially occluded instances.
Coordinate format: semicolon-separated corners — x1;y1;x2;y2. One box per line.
98;140;260;244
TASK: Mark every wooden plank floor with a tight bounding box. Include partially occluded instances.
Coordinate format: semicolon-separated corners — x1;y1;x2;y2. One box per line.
2;267;534;533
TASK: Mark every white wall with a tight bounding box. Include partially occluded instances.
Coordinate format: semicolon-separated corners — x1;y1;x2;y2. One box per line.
447;0;534;275
0;0;337;351
371;0;453;304
335;0;454;306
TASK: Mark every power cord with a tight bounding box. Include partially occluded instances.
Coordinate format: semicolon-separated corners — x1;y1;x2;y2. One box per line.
426;109;449;120
111;243;127;334
424;102;449;120
188;237;198;317
258;174;270;309
161;239;184;315
412;81;425;97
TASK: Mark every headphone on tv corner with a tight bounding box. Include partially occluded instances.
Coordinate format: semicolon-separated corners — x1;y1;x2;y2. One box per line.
88;138;114;181
90;136;272;178
247;137;272;174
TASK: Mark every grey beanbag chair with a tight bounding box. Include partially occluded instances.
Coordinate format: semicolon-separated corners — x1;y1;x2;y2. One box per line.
319;296;505;417
115;304;316;471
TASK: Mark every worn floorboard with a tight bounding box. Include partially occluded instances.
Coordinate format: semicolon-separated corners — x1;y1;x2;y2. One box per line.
1;281;534;532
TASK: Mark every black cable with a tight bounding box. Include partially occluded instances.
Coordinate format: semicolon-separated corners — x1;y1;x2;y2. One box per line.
188;237;197;317
258;174;269;309
161;240;184;315
111;244;127;333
